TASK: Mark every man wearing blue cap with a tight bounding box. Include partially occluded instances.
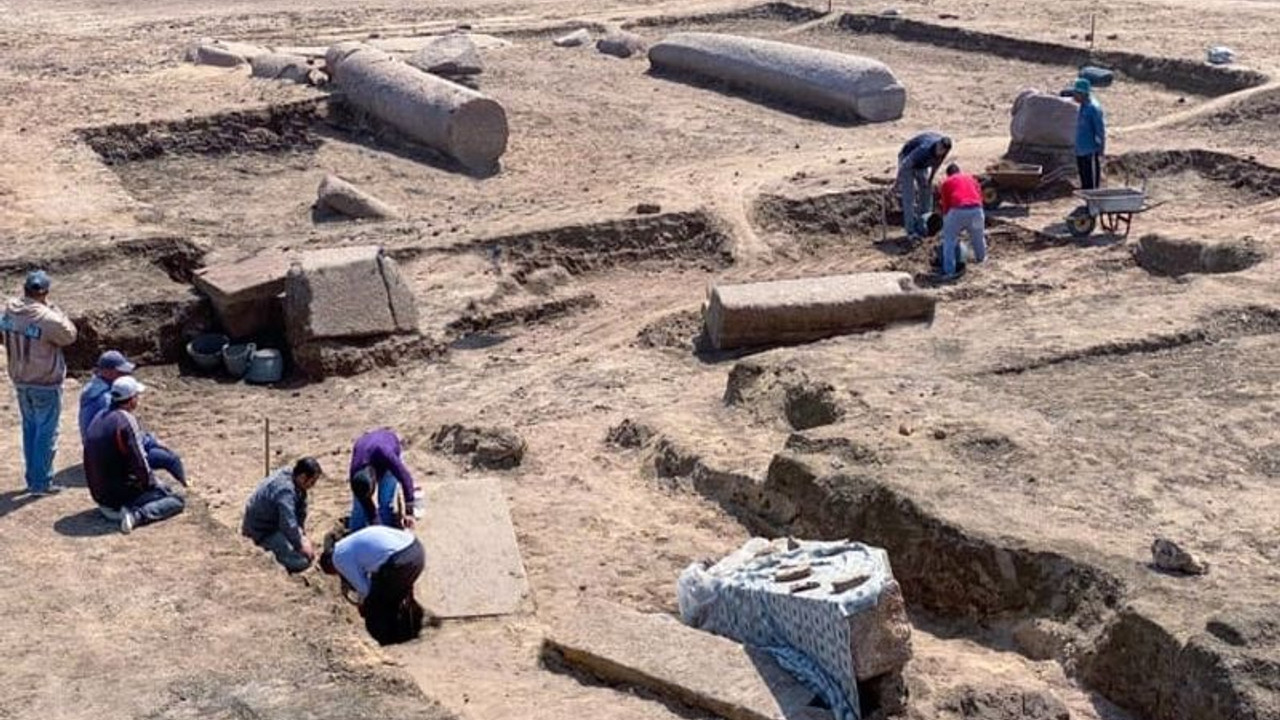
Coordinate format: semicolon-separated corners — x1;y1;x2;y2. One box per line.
1072;78;1106;190
78;350;187;487
2;270;77;495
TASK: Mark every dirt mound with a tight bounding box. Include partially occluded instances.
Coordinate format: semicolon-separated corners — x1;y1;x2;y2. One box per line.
724;360;847;430
431;424;527;469
293;333;446;379
79;98;325;164
754;187;888;244
605;418;658;449
635;309;703;351
935;684;1070;720
1106;149;1280;202
1134;234;1265;277
1193;86;1280;129
631;1;826;28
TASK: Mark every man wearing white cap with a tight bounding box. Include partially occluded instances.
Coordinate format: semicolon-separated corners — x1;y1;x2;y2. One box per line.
83;376;185;533
78;349;187;486
2;270;77;495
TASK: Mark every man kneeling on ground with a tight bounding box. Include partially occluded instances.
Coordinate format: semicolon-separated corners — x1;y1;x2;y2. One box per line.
78;350;187;487
84;377;186;533
242;457;323;573
320;525;426;645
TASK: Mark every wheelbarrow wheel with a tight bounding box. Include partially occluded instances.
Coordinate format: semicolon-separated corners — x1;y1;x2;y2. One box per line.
980;179;1002;211
1066;206;1096;238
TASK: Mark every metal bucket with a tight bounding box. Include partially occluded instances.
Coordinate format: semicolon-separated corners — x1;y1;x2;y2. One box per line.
187;333;229;372
222;342;256;378
245;348;284;384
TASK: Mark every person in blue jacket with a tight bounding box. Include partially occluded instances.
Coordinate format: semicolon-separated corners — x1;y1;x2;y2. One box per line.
1072;78;1106;190
79;350;187;486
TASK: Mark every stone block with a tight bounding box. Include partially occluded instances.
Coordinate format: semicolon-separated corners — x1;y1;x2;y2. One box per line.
1009;89;1077;148
193;250;294;338
546;599;832;720
704;272;934;351
316;174;400;220
284;245;418;344
407;33;483;76
554;28;591;47
681;539;913;718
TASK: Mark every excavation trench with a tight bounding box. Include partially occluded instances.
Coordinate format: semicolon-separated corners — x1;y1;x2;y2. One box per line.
644;420;1274;720
835;13;1267;96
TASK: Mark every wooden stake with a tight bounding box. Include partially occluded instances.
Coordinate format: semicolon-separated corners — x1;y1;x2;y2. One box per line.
1089;13;1096;52
264;417;271;477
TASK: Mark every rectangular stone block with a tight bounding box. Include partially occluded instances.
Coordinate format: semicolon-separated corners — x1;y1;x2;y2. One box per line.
545;599;832;720
284;245;418;344
193;250;293;338
683;539;913;718
704;272;935;351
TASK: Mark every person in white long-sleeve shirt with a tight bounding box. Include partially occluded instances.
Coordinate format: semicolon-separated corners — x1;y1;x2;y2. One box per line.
320;525;426;645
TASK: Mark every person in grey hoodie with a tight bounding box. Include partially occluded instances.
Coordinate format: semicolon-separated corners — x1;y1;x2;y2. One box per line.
2;270;77;495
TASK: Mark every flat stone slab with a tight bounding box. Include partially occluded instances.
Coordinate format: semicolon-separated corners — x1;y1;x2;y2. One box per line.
193;250;293;306
418;478;530;618
284;245;418;342
705;272;935;351
546;600;833;720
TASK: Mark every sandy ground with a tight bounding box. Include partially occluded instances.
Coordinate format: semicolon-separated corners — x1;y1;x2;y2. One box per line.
2;0;1280;718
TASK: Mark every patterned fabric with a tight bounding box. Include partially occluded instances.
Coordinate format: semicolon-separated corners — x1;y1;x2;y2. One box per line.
679;539;901;720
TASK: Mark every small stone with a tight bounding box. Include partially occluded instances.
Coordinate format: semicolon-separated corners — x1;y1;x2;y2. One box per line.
633;202;661;215
789;580;821;594
553;28;591;47
898;423;913;436
775;563;812;582
831;573;870;594
932;428;947;440
1151;537;1208;575
882;8;901;15
596;30;645;59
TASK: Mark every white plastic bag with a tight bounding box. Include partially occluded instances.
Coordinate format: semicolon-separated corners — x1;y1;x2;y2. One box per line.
676;562;718;628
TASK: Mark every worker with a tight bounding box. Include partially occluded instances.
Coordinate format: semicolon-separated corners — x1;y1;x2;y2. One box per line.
83;377;185;533
78;350;187;486
241;457;324;573
349;428;417;530
320;525;426;645
347;466;387;532
1072;78;1106;190
3;270;77;496
937;164;988;279
897;132;952;240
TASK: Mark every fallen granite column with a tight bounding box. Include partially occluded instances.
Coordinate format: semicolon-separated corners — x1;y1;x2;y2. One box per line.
649;33;906;122
325;42;509;172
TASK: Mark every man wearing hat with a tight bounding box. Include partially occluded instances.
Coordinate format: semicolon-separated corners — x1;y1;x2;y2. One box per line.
2;270;77;495
78;350;187;486
83;376;185;532
1072;77;1107;190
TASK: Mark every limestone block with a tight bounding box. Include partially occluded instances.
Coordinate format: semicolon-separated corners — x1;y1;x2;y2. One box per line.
407;33;483;76
250;53;326;85
192;250;293;338
554;28;592;47
649;33;906;122
597;30;646;58
1009;89;1077;148
316;174;400;220
325;42;508;171
284;245;418;343
190;38;270;67
704;272;935;351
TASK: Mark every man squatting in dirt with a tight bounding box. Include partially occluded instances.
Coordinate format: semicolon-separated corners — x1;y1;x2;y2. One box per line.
79;349;187;488
347;427;418;531
936;163;988;279
241;457;325;572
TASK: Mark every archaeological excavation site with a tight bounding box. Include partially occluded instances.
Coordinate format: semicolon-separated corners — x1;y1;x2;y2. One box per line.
2;0;1280;718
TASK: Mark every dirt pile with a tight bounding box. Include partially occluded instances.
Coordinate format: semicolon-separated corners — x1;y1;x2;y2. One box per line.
432;424;527;469
724;360;849;430
1107;149;1280;202
1134;233;1264;277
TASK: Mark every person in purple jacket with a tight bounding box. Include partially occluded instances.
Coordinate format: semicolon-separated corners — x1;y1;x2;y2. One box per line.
347;428;417;530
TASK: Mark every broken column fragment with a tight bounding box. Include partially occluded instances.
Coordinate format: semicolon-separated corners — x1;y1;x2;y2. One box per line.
249;53;328;86
325;42;508;172
192;250;294;339
649;33;906;122
704;272;935;351
316;174;400;220
678;538;913;719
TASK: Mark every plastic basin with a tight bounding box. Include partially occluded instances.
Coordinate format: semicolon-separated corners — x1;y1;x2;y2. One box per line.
187;333;229;372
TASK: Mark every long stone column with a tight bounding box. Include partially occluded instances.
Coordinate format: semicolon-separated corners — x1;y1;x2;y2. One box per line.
325;42;508;172
649;32;906;122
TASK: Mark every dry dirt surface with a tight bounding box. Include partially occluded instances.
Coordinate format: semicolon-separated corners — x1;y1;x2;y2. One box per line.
3;0;1280;719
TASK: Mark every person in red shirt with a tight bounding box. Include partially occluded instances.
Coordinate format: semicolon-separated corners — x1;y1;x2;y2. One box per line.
937;163;987;278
